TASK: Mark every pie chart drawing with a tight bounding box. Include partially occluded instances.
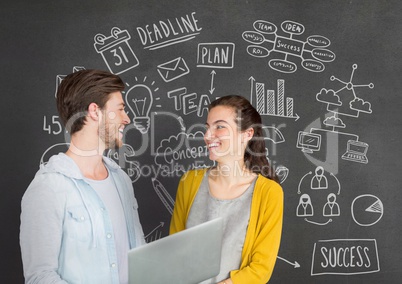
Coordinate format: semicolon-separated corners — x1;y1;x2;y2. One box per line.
351;194;383;226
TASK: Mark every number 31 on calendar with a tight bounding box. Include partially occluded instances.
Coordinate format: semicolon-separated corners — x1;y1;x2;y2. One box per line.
94;27;140;75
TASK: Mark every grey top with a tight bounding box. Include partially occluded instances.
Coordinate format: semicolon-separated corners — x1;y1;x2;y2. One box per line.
186;170;256;283
86;173;130;284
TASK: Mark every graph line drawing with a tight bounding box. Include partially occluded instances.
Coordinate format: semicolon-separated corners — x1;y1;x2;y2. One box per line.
145;222;165;243
250;78;299;120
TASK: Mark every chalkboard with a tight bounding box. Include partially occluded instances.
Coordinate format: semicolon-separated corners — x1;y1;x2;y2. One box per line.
2;0;402;283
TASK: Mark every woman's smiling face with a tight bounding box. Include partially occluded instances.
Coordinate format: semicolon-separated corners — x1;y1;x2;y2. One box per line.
204;105;247;163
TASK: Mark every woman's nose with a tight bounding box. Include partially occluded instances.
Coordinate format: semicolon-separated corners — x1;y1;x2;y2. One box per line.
204;128;213;140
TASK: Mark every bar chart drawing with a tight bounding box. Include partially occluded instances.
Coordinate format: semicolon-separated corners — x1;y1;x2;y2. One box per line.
252;78;299;120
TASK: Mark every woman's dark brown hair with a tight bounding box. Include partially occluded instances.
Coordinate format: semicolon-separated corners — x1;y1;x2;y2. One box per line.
56;69;125;135
209;95;279;183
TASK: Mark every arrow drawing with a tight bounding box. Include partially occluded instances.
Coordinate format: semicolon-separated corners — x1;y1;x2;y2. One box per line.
209;70;216;94
277;256;300;268
304;218;332;226
145;222;165;243
297;171;312;194
330;172;341;195
145;222;165;239
262;126;285;144
249;76;255;105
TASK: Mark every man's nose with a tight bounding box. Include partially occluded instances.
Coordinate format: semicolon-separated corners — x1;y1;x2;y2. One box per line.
123;111;131;124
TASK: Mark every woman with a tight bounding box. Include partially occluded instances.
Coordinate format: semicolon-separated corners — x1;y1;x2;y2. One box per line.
170;95;284;284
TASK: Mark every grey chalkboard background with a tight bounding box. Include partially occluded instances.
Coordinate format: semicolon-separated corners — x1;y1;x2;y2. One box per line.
2;0;402;283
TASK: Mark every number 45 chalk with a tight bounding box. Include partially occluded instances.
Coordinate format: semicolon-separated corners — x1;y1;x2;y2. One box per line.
94;27;139;75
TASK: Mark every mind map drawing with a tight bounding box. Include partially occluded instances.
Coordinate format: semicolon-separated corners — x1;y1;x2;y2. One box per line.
242;20;335;73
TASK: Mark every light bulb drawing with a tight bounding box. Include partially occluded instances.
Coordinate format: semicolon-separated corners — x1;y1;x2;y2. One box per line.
125;84;153;133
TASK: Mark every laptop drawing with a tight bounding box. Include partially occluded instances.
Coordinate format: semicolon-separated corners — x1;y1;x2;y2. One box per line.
342;140;369;164
128;218;223;284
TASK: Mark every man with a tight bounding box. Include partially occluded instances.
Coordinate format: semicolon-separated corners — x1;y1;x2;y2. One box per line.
20;69;145;283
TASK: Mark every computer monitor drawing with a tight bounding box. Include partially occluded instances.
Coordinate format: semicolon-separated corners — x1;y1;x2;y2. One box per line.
296;131;321;153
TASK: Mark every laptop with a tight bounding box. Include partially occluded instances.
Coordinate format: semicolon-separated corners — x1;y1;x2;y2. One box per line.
128;218;223;284
341;140;369;164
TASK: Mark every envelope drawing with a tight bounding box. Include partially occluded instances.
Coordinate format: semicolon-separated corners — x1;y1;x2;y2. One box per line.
157;57;190;82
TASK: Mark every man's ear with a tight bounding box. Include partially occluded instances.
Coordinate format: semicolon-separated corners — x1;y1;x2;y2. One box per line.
87;103;100;121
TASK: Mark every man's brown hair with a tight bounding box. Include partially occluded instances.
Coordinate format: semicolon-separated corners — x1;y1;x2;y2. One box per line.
56;69;125;135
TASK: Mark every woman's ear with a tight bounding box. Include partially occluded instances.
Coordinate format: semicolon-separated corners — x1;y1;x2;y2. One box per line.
243;127;254;143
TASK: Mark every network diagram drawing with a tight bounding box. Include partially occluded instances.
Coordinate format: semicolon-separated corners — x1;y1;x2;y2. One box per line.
297;64;374;164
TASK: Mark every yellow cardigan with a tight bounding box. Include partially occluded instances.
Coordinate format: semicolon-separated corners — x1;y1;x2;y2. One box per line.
170;168;284;284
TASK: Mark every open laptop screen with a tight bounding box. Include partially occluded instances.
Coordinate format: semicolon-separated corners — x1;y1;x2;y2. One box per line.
128;218;223;284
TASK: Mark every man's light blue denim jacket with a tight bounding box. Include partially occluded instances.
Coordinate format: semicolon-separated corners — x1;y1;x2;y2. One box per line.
20;153;146;284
